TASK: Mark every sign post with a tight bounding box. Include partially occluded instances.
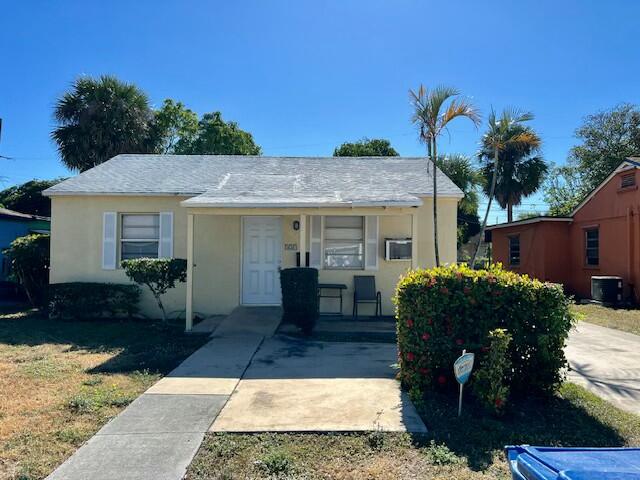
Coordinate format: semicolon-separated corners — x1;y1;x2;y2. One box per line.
453;350;475;417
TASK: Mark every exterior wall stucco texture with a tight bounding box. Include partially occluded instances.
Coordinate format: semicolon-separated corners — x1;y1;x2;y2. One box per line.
50;196;458;318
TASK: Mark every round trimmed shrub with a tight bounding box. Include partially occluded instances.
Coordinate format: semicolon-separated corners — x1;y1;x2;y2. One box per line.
121;258;187;323
394;264;575;398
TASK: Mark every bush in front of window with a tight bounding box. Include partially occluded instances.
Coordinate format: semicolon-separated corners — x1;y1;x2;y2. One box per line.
394;263;576;404
121;258;187;323
280;267;319;335
49;282;141;319
3;233;50;307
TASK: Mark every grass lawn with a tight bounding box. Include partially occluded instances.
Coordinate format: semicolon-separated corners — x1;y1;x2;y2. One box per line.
573;303;640;335
0;304;208;480
187;383;640;479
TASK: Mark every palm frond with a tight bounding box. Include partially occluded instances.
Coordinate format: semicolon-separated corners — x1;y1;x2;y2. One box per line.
440;98;481;131
428;85;459;127
508;130;542;150
500;107;535;126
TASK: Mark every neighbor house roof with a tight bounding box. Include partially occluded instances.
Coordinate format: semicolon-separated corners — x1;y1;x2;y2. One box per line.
485;157;640;234
0;207;50;222
43;155;464;208
568;157;640;216
485;216;573;231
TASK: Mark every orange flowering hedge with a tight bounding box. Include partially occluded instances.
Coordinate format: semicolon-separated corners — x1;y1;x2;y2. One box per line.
394;264;575;397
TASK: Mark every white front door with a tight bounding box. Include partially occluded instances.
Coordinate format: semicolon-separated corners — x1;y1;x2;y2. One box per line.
242;216;282;305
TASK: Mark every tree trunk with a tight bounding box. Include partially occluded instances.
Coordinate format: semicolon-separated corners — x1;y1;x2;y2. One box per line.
431;138;440;267
507;201;513;223
472;146;499;268
153;292;168;323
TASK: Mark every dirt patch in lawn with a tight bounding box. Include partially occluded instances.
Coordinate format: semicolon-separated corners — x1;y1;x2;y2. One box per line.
573;303;640;336
0;305;207;480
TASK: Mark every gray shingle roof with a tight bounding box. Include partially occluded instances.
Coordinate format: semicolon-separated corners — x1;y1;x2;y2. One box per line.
44;155;463;207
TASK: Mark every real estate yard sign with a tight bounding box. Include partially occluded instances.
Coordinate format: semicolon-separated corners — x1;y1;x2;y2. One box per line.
454;351;475;417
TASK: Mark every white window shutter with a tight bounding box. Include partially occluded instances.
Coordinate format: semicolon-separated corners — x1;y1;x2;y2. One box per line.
364;215;379;270
102;212;117;270
159;212;174;258
309;215;323;268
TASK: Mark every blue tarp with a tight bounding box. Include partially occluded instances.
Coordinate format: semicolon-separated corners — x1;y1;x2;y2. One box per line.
505;446;640;479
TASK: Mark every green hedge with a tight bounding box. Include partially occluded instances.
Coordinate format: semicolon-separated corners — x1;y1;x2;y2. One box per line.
2;233;50;306
49;282;141;319
394;264;575;397
280;267;319;335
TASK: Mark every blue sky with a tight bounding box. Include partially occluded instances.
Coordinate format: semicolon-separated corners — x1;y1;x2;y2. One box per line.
1;0;639;223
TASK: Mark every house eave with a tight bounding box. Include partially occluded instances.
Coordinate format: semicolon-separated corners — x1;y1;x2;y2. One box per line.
43;191;197;198
486;216;573;231
179;200;425;209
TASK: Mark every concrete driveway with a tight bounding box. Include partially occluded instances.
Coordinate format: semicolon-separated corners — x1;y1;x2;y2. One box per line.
211;335;427;433
566;321;640;415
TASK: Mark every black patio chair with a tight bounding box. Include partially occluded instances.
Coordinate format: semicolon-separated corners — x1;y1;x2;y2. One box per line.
352;275;382;320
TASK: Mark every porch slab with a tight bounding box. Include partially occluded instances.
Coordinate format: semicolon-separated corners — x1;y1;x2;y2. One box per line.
210;336;426;433
242;335;399;379
211;378;425;433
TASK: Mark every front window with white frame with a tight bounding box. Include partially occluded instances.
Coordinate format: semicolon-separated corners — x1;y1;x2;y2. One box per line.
120;214;160;260
323;216;364;269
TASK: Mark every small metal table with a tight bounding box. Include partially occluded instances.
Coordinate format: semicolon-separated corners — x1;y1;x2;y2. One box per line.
317;283;347;315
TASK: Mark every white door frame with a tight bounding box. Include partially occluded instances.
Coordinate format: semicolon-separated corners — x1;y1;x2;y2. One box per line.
240;216;283;305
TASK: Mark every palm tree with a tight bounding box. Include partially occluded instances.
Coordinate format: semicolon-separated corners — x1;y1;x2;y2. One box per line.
479;124;547;222
436;154;482;246
52;75;157;172
471;109;542;266
410;85;481;266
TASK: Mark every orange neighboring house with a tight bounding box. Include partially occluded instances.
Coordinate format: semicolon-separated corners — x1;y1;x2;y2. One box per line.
486;157;640;300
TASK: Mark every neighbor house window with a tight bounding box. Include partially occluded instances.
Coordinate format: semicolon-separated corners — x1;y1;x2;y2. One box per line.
508;235;520;266
120;214;160;260
585;228;599;266
621;173;636;188
324;216;364;269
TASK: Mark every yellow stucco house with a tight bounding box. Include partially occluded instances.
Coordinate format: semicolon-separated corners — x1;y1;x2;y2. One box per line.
44;154;461;330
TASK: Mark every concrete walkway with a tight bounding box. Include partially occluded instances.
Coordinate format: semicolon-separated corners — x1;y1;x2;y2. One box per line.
48;308;425;479
47;307;281;480
566;321;640;415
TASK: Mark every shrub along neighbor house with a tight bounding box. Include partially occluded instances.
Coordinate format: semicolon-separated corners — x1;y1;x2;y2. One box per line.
44;155;461;329
0;207;50;283
486;157;640;300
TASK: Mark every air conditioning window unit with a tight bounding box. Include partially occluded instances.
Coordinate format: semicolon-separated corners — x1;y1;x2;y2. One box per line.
385;238;412;261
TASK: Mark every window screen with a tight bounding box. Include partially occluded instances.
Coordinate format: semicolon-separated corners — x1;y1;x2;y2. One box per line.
323;216;364;269
121;214;160;260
